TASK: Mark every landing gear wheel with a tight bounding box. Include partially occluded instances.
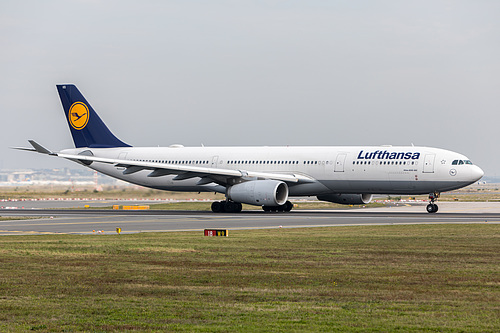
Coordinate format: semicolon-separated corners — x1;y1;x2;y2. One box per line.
211;201;223;213
426;192;440;213
426;203;438;213
224;201;242;213
263;201;293;213
212;201;242;213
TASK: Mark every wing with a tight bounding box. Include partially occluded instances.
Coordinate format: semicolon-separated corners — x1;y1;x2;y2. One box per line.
57;152;315;185
13;141;315;185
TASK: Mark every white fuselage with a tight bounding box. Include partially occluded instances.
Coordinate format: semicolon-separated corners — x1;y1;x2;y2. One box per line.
61;145;484;196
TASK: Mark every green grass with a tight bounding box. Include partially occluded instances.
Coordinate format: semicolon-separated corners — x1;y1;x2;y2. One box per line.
3;184;500;203
1;224;499;332
0;217;38;221
0;186;225;201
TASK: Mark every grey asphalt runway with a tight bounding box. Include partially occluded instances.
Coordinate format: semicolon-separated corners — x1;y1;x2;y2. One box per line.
0;199;174;209
1;202;499;235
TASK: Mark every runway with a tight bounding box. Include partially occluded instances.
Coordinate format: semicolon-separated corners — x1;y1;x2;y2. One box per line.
1;202;499;235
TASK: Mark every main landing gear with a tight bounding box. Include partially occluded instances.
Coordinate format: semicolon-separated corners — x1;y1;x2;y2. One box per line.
211;201;243;213
210;200;294;213
262;201;293;213
426;192;440;213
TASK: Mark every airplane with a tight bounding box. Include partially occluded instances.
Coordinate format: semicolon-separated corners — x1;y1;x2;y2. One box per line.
14;84;484;213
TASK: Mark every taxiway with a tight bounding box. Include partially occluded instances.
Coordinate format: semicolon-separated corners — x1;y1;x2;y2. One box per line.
1;202;499;235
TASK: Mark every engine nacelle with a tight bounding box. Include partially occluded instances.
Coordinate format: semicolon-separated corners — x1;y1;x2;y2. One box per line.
317;193;373;205
227;180;288;206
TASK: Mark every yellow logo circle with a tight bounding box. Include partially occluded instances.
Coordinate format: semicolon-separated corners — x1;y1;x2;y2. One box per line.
68;102;89;130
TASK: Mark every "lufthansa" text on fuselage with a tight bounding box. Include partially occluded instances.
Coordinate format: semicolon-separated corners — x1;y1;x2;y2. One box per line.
357;150;421;160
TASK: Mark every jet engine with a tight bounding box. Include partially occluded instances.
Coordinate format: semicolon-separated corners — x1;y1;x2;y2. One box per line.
227;180;288;206
317;193;373;205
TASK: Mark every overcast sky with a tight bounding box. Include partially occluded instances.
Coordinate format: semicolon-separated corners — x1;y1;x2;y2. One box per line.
1;1;499;178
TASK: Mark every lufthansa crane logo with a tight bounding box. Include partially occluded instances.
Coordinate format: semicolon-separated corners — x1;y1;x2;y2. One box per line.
68;102;89;130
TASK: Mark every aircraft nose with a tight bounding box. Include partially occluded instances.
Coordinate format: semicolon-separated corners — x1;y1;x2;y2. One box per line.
471;165;484;182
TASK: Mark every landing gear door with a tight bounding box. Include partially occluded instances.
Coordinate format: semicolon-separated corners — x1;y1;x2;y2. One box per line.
334;153;347;172
423;154;435;173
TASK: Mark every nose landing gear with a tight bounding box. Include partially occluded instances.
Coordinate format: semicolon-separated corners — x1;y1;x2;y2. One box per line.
426;192;440;213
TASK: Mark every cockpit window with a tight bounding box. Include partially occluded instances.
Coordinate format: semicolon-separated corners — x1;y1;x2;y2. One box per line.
452;159;473;166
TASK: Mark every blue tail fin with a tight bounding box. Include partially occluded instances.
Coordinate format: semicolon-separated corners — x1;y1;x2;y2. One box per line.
56;84;130;148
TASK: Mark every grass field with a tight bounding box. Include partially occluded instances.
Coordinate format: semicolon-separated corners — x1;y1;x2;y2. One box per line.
0;186;226;201
1;224;499;332
2;183;500;203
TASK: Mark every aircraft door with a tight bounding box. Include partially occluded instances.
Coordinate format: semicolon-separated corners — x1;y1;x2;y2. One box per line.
334;153;347;172
211;156;219;168
423;154;435;173
116;152;128;171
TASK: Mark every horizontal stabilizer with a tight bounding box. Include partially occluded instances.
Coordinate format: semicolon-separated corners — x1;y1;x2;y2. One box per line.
28;140;54;154
10;140;54;155
11;146;36;152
